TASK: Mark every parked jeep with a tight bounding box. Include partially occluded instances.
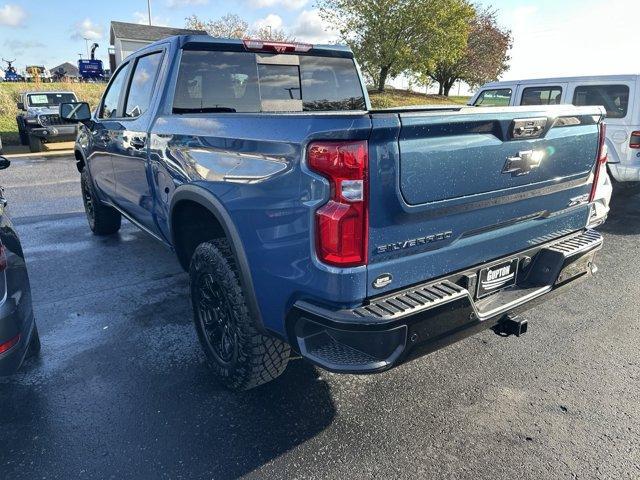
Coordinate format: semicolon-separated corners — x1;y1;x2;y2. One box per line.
16;91;79;152
61;35;611;391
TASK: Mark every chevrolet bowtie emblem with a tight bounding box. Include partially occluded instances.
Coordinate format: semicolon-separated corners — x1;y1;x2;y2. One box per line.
502;150;543;176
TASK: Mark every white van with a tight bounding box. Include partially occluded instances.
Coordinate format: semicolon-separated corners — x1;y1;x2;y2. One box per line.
470;75;640;187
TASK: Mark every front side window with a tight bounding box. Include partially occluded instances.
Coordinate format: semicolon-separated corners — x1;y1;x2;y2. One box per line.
573;84;630;119
474;88;512;107
521;86;562;105
124;52;163;117
173;50;366;113
100;63;130;119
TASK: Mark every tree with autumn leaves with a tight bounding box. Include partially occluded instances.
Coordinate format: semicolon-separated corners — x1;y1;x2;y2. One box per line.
317;1;512;95
426;7;512;96
185;13;292;42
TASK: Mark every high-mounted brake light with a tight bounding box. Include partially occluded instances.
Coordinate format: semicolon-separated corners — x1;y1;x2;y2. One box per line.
308;141;368;267
630;131;640;149
589;122;608;202
242;39;313;53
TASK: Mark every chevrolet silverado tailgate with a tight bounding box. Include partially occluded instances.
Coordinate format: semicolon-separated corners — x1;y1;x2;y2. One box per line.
367;105;604;297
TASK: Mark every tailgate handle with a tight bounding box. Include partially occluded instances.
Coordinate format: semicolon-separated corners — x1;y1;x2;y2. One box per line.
510;117;547;140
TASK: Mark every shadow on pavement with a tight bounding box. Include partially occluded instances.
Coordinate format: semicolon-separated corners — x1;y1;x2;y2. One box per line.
0;221;336;480
598;190;640;236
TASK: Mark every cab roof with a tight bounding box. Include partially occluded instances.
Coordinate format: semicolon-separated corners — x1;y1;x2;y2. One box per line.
144;34;354;59
481;74;640;87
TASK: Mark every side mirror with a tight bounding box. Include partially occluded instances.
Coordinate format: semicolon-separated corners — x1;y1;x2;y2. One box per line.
16;102;24;110
60;102;91;123
0;157;11;170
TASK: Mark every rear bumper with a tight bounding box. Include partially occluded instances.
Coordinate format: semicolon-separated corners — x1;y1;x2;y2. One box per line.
0;311;35;376
30;125;77;142
288;229;603;374
608;162;640;183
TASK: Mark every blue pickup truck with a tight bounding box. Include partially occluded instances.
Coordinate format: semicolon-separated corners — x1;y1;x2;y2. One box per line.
60;35;611;390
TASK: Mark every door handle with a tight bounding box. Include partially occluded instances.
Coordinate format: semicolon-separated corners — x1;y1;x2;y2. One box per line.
130;137;146;150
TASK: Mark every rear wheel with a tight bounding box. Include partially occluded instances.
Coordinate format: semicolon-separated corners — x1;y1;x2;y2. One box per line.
80;169;121;235
28;134;43;153
190;239;290;391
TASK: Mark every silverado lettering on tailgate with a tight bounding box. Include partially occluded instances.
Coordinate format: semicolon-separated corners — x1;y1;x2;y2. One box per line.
376;231;453;254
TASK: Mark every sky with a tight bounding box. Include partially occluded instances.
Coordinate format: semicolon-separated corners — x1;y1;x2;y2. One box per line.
0;0;639;85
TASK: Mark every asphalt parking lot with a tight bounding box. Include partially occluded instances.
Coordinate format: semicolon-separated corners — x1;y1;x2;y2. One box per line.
0;154;638;480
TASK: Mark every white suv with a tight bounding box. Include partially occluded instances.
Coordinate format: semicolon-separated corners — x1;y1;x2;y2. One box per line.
470;75;640;189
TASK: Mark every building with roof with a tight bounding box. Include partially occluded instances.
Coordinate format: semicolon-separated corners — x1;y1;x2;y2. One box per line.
109;21;205;71
49;62;80;81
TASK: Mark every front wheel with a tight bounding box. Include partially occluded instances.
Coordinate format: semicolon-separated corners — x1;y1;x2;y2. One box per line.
28;134;43;153
17;119;29;146
190;239;290;391
80;169;121;235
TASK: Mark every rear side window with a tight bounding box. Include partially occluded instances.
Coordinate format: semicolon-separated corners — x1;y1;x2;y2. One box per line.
521;86;562;105
173;50;366;113
300;56;366;111
100;62;129;119
125;51;163;117
573;84;630;119
474;88;512;107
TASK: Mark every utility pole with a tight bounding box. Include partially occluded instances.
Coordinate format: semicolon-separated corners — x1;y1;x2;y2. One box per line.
147;0;152;26
82;37;90;59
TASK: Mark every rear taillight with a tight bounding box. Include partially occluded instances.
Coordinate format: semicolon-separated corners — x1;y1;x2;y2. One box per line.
0;333;20;355
243;39;313;53
308;141;368;267
589;122;608;202
630;131;640;149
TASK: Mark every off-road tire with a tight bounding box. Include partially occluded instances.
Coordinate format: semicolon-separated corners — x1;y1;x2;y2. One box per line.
80;169;121;235
17;119;29;146
190;239;290;391
28;134;43;153
28;323;41;357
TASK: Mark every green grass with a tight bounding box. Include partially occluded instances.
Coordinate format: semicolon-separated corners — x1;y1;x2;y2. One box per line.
0;82;106;145
369;88;470;109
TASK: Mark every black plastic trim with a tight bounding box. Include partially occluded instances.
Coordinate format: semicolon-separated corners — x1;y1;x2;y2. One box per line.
169;185;267;334
288;229;603;373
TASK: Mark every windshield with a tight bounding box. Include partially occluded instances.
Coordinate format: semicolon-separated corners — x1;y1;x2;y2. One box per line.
28;93;77;107
173;50;366;113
